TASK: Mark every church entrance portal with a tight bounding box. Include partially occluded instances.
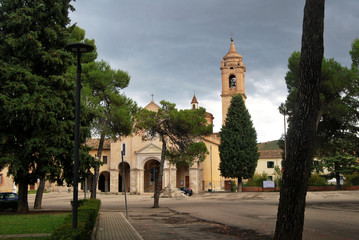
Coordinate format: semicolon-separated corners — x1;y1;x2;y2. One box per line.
176;165;189;188
99;171;110;192
144;159;161;192
118;162;130;192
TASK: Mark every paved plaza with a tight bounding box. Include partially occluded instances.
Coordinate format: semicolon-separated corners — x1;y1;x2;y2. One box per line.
27;190;359;240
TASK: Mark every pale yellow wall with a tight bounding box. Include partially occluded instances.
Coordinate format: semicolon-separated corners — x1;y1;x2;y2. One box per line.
255;158;282;180
0;167;15;192
109;135;162;171
202;139;223;191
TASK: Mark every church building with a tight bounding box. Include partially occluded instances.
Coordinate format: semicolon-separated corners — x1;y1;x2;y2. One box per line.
82;38;252;194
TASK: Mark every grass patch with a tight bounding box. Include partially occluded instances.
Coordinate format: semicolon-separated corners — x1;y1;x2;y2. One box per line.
4;237;50;240
28;190;49;194
0;213;69;235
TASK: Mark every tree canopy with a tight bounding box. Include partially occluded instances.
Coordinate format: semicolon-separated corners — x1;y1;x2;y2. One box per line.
280;43;359;185
0;1;96;213
135;100;212;207
219;94;259;188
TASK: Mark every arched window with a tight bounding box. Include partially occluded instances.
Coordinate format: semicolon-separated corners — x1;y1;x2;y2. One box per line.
229;75;236;88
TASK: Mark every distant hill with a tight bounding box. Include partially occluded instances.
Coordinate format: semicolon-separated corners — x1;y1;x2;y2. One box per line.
258;140;281;150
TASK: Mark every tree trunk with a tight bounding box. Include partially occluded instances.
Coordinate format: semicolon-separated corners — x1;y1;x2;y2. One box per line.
17;178;29;214
34;178;45;209
237;177;242;192
274;1;325;239
153;137;166;208
91;133;105;199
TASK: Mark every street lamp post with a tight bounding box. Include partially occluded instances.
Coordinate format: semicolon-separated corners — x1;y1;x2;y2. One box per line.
65;43;94;230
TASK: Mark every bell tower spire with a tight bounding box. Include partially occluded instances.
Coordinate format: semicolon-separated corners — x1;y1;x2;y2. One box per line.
220;38;246;125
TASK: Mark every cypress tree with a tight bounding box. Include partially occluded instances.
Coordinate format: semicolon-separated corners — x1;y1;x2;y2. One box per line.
219;94;259;190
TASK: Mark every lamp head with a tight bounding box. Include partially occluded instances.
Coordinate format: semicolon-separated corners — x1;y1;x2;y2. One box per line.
65;43;94;53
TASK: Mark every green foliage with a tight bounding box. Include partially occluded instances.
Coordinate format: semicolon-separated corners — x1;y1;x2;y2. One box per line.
350;38;359;69
219;95;259;181
135;100;212;207
136;101;212;167
230;180;237;192
308;174;327;186
52;199;101;240
319;151;359;178
258;140;281;150
0;1;75;183
280;49;359;179
82;60;137;140
0;2;98;212
345;171;359;186
273;166;283;187
247;173;270;187
282;51;358;138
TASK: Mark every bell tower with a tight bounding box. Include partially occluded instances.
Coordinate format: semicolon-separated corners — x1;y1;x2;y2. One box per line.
220;38;246;125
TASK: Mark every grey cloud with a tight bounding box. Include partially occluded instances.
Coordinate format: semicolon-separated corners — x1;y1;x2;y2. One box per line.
69;0;358;142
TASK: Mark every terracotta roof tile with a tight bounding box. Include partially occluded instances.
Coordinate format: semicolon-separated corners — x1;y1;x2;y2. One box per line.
86;139;112;149
259;150;283;159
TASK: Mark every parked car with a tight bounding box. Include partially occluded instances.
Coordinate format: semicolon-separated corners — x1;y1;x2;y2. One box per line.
0;192;18;212
178;187;193;196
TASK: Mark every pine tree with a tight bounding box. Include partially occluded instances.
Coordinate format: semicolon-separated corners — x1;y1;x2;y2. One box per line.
219;94;259;190
135;101;212;208
81;60;137;199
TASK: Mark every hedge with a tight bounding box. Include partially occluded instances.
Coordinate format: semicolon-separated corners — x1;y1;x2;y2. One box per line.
247;173;270;187
308;173;327;186
51;199;101;240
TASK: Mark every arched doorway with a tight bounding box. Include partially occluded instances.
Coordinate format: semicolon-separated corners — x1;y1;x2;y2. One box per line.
144;159;161;192
118;162;130;192
98;171;110;192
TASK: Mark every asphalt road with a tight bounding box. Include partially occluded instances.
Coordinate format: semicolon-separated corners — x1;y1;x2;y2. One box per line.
28;190;359;240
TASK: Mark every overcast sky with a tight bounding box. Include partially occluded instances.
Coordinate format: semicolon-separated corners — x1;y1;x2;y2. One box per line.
69;0;358;143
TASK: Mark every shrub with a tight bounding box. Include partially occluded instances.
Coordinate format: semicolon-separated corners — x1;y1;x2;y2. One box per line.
308;173;327;186
345;171;359;186
230;180;237;192
247;173;270;187
52;199;101;240
274;178;282;187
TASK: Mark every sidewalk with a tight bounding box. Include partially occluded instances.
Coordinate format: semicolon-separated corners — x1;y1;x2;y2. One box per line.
93;211;143;240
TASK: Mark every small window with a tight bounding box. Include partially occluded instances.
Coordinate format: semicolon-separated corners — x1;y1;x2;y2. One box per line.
121;143;126;157
102;156;108;164
0;173;3;185
267;161;274;168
